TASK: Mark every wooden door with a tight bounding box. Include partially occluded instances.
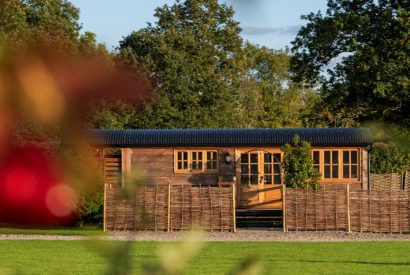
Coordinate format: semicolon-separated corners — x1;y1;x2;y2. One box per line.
238;150;283;209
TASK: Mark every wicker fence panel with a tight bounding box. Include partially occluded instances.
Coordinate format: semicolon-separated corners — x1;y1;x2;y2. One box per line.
104;184;234;232
285;186;410;233
370;173;403;191
285;187;348;231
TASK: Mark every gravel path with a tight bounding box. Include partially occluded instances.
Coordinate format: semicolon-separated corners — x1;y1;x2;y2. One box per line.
1;230;410;242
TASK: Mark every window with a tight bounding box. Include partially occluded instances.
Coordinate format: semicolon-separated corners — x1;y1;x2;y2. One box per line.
311;149;360;181
324;150;339;179
175;150;218;172
312;151;320;173
343;150;359;179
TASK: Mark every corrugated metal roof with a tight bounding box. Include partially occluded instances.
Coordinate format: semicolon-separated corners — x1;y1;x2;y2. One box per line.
85;128;373;147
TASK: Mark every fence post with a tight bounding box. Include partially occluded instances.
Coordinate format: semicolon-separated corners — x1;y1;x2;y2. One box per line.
346;183;351;233
167;183;171;232
282;184;286;232
103;184;107;232
232;183;237;233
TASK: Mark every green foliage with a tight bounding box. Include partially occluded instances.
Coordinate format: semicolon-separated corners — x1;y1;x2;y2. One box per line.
292;0;410;128
76;188;104;225
117;0;318;129
283;135;321;190
370;142;410;174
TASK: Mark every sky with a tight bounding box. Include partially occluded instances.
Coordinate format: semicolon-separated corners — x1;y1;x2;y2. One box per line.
70;0;328;51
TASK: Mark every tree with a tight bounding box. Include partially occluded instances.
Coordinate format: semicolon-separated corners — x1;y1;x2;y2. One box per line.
119;0;318;129
118;0;245;128
283;135;321;190
291;0;410;128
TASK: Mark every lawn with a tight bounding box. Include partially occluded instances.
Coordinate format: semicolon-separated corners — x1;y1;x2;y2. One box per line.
0;226;103;236
0;241;410;274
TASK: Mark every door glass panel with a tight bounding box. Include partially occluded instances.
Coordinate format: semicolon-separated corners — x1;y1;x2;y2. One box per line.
250;153;258;163
250;164;258;174
273;153;281;163
241;164;248;174
274;164;281;174
241;175;249;185
241;154;248;163
274;175;281;184
264;153;272;163
250;175;258;184
264;175;272;184
264;164;272;173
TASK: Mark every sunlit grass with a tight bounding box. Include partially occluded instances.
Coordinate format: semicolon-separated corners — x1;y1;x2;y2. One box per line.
0;225;103;236
0;241;409;274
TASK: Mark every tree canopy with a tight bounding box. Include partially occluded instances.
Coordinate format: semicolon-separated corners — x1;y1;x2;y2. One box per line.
117;0;315;129
291;0;410;128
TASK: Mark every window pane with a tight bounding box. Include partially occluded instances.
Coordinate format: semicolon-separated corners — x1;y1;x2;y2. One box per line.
250;153;258;163
198;152;203;160
324;166;331;178
313;151;320;165
241;154;248;163
264;153;272;163
192;162;197;170
332;151;339;164
241;164;248;174
178;162;182;169
250;175;258;184
343;165;350;178
332;165;339;178
212;152;217;160
351;165;358;178
274;164;281;174
274;175;281;184
183;152;188;159
250;164;258;174
264;164;272;174
212;161;217;169
198;161;202;170
183;161;188;169
343;151;349;164
313;165;319;173
241;176;249;185
351;151;358;164
324;151;330;164
264;175;272;184
273;153;281;163
207;152;211;160
192;152;197;160
178;152;182;161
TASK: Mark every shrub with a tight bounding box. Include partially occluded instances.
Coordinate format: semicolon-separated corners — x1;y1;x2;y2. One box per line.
76;186;104;225
370;143;410;174
283;135;321;190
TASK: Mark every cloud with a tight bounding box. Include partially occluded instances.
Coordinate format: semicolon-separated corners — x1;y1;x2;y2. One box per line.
241;25;302;36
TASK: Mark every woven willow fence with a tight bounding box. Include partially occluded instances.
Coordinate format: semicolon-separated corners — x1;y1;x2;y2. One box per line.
284;184;410;233
369;172;408;191
104;184;236;232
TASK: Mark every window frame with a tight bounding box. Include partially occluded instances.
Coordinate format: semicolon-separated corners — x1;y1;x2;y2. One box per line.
311;148;361;182
174;149;219;173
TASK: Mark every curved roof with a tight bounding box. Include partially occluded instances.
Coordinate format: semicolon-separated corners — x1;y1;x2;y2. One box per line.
85;128;373;147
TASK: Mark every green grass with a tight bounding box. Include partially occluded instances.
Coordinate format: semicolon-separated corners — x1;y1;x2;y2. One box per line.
0;226;104;236
0;241;410;274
